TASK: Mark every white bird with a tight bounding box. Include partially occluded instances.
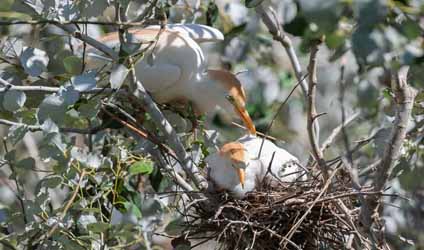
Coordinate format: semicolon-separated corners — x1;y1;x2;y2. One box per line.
206;135;304;198
89;24;256;134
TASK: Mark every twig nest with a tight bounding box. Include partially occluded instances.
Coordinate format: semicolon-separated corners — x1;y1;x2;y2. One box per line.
183;173;362;250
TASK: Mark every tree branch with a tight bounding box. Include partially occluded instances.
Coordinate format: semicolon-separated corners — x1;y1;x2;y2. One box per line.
255;4;308;97
306;42;329;180
320;112;360;152
0;76;118;94
0;119;103;134
359;66;417;236
54;23;119;60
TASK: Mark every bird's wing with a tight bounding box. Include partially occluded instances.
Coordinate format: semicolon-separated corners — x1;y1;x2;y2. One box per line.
166;24;224;43
134;59;181;94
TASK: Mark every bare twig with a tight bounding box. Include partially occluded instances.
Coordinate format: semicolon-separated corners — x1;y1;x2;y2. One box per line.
55;23;119;60
0;119;103;134
255;4;308;96
306;42;329;180
0;19;151;27
320;112;360;152
359;66;417;231
231;122;276;141
281;168;339;249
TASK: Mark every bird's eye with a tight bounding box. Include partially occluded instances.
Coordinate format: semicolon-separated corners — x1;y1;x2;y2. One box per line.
226;95;235;103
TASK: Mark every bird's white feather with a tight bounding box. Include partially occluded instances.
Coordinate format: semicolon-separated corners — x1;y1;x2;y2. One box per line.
166;24;224;43
207;135;304;198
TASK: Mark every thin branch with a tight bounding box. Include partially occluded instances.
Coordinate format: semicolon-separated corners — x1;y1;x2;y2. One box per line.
231;122;276;141
320;112;360;152
0;84;117;95
54;23;119;60
306;42;329;180
255;4;308;96
0;19;152;27
360;66;417;230
0;119;103;134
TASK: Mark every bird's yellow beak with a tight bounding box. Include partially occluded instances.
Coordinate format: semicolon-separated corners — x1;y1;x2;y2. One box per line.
237;168;245;189
233;103;256;135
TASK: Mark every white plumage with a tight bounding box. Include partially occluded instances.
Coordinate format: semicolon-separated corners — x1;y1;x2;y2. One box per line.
90;24;256;134
206;135;304;198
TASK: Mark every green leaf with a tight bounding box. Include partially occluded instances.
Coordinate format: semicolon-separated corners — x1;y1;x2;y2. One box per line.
20;47;49;77
63;56;83;75
87;222;110;233
110;64;129;89
71;71;96;92
42;176;63;188
16;157;35;170
124;202;142;219
165;217;185;236
7;124;29;145
206;2;219;25
3;90;26;112
129;160;153;175
245;0;263;8
224;23;247;40
37;94;66;125
325;30;346;49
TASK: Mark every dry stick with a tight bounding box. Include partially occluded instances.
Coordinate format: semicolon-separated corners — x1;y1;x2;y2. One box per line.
255;4;308;97
256;4;324;157
281;168;339;249
257;75;307;158
306;42;329;181
231;122;276;141
0;118;103;134
320;112;360;153
0;76;117;94
359;66;417;231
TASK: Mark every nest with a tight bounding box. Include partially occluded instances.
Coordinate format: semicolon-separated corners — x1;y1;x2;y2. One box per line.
183;171;363;250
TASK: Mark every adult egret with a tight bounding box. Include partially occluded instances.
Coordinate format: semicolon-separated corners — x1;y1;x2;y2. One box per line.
90;24;256;134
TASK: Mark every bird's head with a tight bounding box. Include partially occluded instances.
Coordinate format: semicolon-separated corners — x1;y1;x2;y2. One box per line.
207;70;256;135
219;142;247;188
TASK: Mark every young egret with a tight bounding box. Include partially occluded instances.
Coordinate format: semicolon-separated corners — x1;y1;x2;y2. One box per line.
206;135;304;198
90;24;256;134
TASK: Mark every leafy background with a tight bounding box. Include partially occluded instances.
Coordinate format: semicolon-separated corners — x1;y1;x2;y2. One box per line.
0;0;422;249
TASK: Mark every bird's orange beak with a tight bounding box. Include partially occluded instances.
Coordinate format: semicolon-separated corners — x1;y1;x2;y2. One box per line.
236;168;245;189
233;103;256;135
